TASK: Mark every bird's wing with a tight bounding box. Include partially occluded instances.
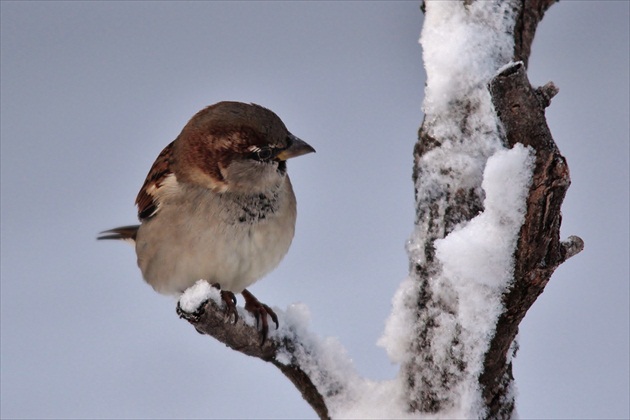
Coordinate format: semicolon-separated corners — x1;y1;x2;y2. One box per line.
135;140;177;221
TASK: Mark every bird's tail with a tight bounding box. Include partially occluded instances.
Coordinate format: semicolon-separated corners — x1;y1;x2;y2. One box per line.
97;225;139;242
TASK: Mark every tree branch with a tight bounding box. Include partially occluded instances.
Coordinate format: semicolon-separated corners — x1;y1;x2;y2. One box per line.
177;298;331;419
481;62;583;418
404;1;581;417
512;0;557;68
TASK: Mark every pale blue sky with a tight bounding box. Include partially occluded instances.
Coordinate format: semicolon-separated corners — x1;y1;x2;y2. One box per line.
1;1;628;418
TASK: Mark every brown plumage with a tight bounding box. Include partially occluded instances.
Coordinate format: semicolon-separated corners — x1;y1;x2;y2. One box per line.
98;101;315;343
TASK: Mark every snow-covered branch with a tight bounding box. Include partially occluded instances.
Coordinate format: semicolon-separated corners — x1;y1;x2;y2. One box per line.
176;280;358;419
399;1;532;416
396;0;579;418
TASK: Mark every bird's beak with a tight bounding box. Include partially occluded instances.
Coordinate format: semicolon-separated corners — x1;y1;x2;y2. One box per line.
276;134;316;161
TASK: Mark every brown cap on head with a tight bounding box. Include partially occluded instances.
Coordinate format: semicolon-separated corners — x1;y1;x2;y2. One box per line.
172;102;314;192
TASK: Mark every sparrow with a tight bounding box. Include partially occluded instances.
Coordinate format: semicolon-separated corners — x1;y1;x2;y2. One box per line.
98;101;315;342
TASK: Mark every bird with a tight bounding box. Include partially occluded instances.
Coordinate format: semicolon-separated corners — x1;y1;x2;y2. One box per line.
98;101;315;343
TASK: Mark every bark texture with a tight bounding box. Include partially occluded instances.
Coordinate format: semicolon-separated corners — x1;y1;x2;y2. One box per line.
513;0;557;67
481;62;583;417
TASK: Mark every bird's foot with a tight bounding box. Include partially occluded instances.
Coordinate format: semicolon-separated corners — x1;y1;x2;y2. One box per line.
241;289;279;345
212;283;238;324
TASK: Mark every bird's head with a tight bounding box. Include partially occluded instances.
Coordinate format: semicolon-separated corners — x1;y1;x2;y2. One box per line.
172;101;315;194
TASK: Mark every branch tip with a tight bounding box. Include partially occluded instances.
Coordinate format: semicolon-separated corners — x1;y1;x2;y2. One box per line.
560;235;584;262
176;299;209;323
536;82;559;107
497;61;524;78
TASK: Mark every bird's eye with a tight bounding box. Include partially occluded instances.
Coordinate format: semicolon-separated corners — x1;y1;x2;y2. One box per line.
252;146;274;161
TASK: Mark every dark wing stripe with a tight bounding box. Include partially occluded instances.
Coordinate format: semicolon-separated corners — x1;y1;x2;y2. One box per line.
135;141;175;221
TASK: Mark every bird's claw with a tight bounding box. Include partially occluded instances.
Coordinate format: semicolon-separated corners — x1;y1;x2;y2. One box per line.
242;289;279;345
212;283;238;324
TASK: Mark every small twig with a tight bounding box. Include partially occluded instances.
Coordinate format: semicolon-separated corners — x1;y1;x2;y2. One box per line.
177;296;331;419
